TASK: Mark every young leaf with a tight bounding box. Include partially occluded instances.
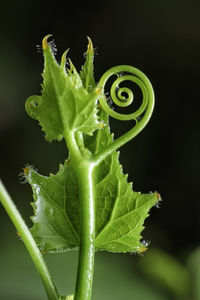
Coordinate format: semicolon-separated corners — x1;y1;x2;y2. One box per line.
25;109;159;254
80;37;96;92
85;111;159;253
25;36;101;141
25;163;80;252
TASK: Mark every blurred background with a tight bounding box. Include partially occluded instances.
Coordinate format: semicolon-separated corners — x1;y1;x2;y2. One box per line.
0;0;200;299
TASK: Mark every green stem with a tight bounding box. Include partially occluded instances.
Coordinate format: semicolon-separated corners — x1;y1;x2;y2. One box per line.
0;180;59;300
74;161;95;300
64;131;95;300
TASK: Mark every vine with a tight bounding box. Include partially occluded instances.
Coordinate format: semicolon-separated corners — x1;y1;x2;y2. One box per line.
0;36;159;300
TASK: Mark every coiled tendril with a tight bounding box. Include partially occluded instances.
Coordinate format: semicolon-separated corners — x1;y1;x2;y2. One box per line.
94;65;155;162
98;65;154;122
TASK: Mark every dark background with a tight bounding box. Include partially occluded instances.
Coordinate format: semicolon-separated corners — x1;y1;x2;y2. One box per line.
0;0;199;299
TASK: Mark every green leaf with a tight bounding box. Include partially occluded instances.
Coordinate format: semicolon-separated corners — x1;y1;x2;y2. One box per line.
25;110;159;253
25;36;100;141
85;111;159;252
80;37;96;92
25;162;80;252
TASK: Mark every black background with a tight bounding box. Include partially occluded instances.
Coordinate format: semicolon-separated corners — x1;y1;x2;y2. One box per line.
0;0;199;267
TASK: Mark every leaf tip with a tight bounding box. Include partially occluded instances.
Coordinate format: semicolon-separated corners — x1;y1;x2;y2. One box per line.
137;240;150;255
61;48;70;68
154;191;162;208
42;34;53;51
23;167;30;176
68;58;75;72
87;36;94;54
156;192;162;201
20;164;36;184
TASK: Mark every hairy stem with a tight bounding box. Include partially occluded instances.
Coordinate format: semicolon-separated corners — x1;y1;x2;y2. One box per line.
74;162;95;300
0;180;59;300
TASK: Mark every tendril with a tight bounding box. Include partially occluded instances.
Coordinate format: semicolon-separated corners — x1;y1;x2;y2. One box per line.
98;65;153;121
93;65;155;164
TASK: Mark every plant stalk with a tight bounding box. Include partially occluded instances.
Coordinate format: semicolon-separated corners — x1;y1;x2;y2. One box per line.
0;180;59;300
64;131;96;300
74;162;95;300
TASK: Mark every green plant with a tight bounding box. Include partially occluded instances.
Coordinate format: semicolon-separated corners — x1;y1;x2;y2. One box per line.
0;35;160;300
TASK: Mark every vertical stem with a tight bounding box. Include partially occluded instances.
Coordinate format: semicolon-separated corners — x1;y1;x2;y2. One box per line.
64;131;95;300
74;161;95;300
0;180;59;300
